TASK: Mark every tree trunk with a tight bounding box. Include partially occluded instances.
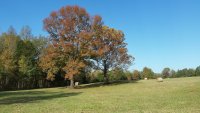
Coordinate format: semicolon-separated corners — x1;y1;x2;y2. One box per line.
17;81;20;89
103;60;109;84
70;76;74;88
104;70;109;84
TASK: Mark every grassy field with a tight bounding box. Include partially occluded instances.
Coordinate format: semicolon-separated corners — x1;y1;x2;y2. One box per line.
0;77;200;113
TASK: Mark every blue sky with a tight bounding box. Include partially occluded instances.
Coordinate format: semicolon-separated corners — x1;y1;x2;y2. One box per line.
0;0;200;73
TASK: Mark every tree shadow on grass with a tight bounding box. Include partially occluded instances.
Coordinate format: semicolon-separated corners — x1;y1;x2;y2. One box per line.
0;91;47;98
0;91;82;105
76;80;138;89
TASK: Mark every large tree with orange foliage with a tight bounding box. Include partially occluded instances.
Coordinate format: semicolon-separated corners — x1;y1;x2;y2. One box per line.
40;6;101;88
92;26;133;83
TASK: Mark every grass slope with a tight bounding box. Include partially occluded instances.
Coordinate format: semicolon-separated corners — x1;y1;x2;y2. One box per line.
0;77;200;113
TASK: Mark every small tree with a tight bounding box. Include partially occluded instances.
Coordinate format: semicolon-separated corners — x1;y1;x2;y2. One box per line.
110;67;126;81
162;68;170;78
133;70;140;80
186;69;195;77
142;67;154;79
169;69;176;78
176;68;188;77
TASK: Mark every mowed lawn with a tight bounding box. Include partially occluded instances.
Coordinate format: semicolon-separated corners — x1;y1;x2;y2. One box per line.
0;77;200;113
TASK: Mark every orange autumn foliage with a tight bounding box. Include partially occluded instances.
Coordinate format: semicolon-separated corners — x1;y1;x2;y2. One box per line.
40;5;133;87
92;26;133;83
40;6;102;87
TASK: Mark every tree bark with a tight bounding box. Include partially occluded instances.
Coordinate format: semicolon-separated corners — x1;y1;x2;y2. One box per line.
104;69;109;84
70;76;74;88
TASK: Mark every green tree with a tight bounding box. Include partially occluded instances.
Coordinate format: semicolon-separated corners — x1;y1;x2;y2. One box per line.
162;68;170;78
176;69;187;77
170;69;176;78
142;67;154;79
125;71;132;81
89;70;104;82
175;68;195;77
17;40;39;88
195;66;200;76
109;67;126;81
187;68;195;77
31;36;49;87
32;35;48;57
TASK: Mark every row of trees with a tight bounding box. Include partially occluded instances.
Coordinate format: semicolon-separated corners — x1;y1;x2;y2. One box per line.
0;26;52;90
78;66;200;83
132;66;200;80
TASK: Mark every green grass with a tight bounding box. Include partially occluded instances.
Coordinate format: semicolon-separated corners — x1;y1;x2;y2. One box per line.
0;77;200;113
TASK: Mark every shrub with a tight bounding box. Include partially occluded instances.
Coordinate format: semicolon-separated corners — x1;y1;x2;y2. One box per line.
124;71;132;81
89;70;104;83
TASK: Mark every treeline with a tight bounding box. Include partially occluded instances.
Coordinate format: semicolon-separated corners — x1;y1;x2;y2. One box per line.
73;66;200;83
132;66;200;80
0;26;53;91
